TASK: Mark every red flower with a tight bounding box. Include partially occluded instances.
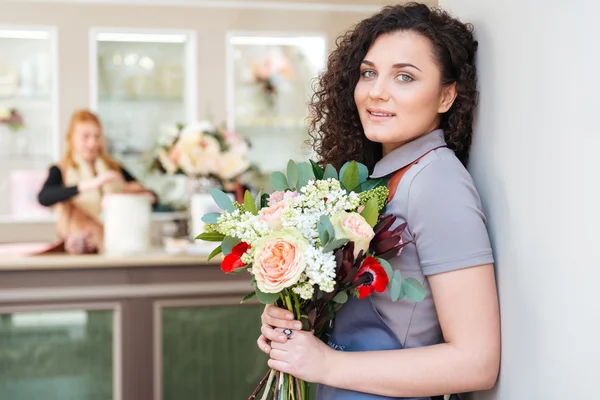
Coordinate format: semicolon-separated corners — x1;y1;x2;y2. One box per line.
221;242;250;274
353;256;389;299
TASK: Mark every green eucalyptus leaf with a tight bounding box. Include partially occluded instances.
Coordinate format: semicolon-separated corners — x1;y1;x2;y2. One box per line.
318;223;330;247
310;160;325;180
357;162;369;185
208;188;235;212
207;245;222;261
361;197;379;227
322;238;349;253
402;277;427;302
319;215;336;239
297;162;315;189
377;257;394;281
323;164;338;180
201;212;220;224
391;270;403;301
270;171;289;191
243;190;258;215
341;161;359;191
286;160;299;188
256;288;280;304
332;291;348;304
222;236;241;256
195;232;225;242
240;291;257;303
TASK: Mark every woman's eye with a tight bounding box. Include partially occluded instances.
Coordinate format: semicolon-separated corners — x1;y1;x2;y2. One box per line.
361;70;376;78
397;74;413;83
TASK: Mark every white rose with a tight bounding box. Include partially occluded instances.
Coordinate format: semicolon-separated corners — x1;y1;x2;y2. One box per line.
330;211;375;259
158;149;178;174
177;132;222;176
0;108;10;120
218;151;250;180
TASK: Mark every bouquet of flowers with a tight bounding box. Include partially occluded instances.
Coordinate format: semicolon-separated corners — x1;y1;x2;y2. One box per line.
154;120;252;184
0;107;24;132
197;159;426;400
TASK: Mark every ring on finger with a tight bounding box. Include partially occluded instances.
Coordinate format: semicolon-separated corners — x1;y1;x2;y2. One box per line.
282;328;293;339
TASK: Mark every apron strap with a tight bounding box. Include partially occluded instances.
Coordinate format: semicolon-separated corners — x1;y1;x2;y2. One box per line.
386;146;446;203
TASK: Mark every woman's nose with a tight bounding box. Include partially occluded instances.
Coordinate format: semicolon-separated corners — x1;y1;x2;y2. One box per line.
368;77;391;102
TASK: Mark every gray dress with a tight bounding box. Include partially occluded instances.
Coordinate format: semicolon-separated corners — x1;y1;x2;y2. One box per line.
317;129;495;400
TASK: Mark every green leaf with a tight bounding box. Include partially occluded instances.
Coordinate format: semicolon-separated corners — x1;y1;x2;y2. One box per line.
318;223;330;247
357;162;369;185
322;238;349;253
310;160;325;180
323;164;338;180
260;193;270;208
207;245;222;261
254;190;264;211
297;162;315;189
402;277;427;302
391;270;403;301
240;291;257;303
243;190;258;215
286;160;299;189
256;288;280;304
341;161;360;191
356;178;387;193
201;212;220;224
332;291;348;304
270;171;289;191
361;197;379;227
377;257;394;280
319;215;336;239
208;188;235;212
222;236;241;256
195;232;225;242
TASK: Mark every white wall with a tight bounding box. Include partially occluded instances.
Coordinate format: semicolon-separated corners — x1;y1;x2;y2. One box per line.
438;0;599;399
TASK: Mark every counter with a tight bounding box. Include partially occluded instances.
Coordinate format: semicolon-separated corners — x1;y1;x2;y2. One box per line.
0;250;267;400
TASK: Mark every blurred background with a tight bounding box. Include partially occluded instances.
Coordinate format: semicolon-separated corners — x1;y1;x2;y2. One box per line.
0;0;598;399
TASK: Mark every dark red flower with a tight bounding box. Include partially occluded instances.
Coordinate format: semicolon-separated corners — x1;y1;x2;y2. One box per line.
353;256;389;299
221;242;250;274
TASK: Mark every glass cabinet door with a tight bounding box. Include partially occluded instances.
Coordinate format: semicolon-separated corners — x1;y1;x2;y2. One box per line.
227;34;326;172
90;30;196;201
0;27;58;220
0;308;116;400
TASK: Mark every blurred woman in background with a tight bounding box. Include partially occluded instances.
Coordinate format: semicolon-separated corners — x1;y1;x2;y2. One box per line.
38;109;155;253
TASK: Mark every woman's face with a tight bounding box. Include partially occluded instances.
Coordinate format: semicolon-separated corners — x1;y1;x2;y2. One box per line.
354;30;456;155
72;121;102;163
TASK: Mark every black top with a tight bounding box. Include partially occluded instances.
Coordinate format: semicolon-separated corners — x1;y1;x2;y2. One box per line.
38;165;138;207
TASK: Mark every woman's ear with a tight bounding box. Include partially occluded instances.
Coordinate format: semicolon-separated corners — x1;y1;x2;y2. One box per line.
438;82;458;113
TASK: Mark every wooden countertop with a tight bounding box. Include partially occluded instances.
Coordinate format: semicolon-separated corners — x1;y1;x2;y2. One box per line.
0;249;219;271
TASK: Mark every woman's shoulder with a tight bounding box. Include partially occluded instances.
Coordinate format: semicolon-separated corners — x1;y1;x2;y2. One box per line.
403;148;485;219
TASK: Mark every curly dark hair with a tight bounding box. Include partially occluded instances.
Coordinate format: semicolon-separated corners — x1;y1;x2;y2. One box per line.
308;2;478;170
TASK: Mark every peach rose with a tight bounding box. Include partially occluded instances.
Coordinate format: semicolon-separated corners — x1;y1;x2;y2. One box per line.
252;229;307;293
259;201;286;231
331;211;375;258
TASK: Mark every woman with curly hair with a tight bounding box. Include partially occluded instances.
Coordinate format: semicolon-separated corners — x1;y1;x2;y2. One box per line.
257;3;500;399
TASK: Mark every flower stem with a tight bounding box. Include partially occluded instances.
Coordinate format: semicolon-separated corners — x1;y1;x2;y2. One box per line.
249;369;274;400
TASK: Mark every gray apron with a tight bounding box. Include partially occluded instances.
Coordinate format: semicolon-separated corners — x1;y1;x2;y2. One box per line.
316;295;460;400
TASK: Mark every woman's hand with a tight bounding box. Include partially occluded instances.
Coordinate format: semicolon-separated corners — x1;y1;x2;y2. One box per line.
268;329;334;384
257;304;303;354
78;171;122;192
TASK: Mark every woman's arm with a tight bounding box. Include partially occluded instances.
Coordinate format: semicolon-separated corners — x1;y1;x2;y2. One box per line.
317;264;500;396
38;166;79;207
119;166;158;204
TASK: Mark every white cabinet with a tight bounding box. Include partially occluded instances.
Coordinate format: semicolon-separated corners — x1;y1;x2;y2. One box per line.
226;33;326;172
89;29;197;203
0;26;58;220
